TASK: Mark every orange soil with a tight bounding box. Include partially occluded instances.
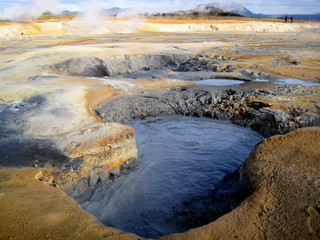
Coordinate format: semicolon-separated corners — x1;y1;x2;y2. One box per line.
0;20;19;26
85;87;119;123
35;19;73;23
55;38;96;45
2;52;25;55
145;18;248;24
0;168;138;240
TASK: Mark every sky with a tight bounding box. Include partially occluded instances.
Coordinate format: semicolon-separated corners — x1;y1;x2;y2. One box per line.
0;0;319;18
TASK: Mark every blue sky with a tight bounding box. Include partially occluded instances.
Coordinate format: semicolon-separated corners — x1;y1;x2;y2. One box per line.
0;0;320;14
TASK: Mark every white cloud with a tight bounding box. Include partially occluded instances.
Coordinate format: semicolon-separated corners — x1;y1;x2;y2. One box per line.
217;0;320;14
59;3;84;11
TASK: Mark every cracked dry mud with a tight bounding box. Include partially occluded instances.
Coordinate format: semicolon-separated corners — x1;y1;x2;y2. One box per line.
0;18;319;240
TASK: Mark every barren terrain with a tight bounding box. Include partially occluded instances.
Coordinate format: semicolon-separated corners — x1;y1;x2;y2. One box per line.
0;16;319;239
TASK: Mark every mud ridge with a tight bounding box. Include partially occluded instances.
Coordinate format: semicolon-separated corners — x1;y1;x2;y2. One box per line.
97;85;319;137
50;54;192;77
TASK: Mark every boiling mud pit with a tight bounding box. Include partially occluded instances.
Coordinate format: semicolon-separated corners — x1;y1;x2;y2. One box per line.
79;116;262;238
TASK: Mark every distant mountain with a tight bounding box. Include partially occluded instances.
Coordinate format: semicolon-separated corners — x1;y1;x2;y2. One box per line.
61;10;79;14
60;8;131;16
197;2;254;17
101;8;132;16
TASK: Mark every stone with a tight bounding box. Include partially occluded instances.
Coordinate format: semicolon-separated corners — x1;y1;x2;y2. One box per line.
290;59;300;65
242;69;253;75
259;72;270;78
34;171;44;181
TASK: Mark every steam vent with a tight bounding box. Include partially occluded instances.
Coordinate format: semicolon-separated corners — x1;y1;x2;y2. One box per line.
0;1;320;239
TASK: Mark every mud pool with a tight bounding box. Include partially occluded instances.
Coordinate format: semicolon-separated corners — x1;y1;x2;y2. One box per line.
193;79;245;86
275;78;320;87
193;78;320;87
79;116;262;238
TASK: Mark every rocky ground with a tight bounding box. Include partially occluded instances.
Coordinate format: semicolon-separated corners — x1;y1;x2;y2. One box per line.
0;18;319;239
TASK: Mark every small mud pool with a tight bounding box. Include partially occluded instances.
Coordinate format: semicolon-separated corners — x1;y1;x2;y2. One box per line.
80;116;263;238
276;78;320;87
193;79;245;86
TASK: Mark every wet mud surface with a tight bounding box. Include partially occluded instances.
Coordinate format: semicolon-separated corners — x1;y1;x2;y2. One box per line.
78;116;262;238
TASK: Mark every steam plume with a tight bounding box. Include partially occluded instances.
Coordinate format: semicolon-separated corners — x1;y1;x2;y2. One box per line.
82;0;102;26
0;0;59;21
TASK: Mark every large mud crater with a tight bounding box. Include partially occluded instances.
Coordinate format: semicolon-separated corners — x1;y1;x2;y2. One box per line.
78;115;262;238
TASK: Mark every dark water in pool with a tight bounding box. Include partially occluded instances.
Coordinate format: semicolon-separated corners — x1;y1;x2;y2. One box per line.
80;116;262;238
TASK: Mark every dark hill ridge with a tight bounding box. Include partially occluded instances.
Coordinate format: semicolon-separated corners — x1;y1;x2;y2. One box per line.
152;6;242;17
198;2;320;20
197;2;254;17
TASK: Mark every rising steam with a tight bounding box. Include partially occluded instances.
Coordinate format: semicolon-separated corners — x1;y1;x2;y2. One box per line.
0;0;59;21
81;0;102;26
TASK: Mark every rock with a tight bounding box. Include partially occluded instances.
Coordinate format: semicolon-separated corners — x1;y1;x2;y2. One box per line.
56;123;138;195
34;171;43;181
241;69;260;79
259;72;270;78
34;170;56;186
242;69;253;75
252;72;259;78
290;59;300;65
174;54;231;72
